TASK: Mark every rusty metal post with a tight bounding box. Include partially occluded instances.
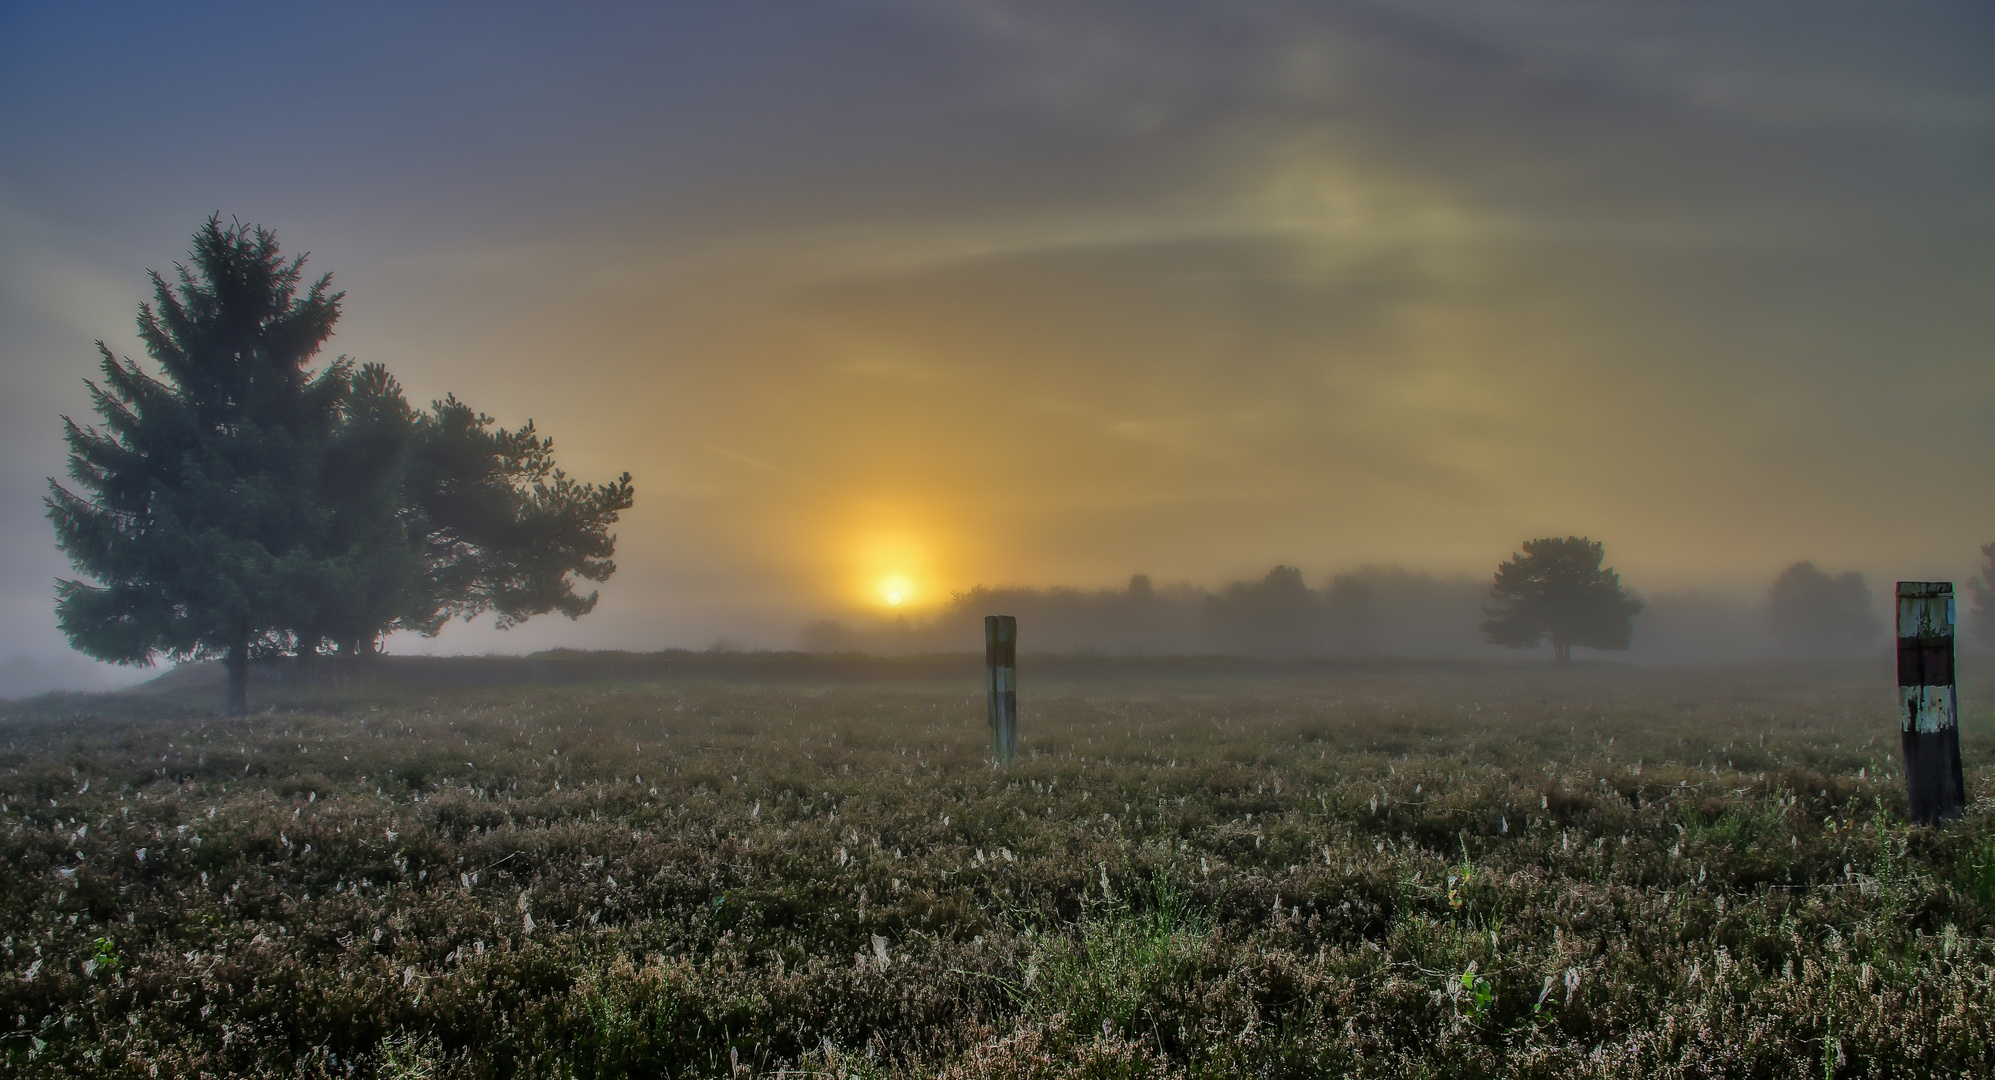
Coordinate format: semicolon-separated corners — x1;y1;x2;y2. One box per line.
1897;581;1965;825
985;615;1017;764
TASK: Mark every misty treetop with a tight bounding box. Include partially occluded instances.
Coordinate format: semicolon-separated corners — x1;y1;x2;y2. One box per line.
1765;561;1883;655
45;217;633;713
1479;537;1641;661
1203;565;1319;655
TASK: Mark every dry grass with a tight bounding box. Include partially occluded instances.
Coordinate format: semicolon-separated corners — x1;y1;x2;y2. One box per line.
1;658;1991;1078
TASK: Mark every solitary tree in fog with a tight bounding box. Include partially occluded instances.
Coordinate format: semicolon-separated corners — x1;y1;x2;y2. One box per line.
1480;537;1641;661
47;219;356;714
1767;561;1882;654
47;218;632;714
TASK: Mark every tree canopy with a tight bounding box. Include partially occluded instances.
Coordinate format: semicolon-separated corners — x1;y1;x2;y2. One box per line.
299;369;635;658
1479;537;1641;661
47;218;633;713
1766;561;1881;654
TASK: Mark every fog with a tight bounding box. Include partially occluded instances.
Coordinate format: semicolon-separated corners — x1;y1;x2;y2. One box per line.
4;4;1990;686
800;563;1926;665
7;551;1978;698
0;653;146;700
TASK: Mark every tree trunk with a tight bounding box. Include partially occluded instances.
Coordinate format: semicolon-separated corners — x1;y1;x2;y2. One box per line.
225;641;250;716
340;634;382;662
1553;638;1572;663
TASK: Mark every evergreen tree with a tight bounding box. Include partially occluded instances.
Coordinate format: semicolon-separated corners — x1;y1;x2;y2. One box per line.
46;218;351;713
1480;537;1641;661
49;218;636;711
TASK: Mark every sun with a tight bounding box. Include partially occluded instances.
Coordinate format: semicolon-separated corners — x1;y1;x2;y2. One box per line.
877;575;916;608
848;526;934;610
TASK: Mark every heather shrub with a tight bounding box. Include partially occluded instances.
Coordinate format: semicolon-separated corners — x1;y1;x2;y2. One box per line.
0;658;1988;1077
1014;861;1212;1050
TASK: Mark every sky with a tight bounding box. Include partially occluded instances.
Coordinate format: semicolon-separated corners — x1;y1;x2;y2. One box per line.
2;1;1991;679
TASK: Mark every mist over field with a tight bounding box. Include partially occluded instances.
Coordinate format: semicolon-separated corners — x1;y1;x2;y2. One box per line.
0;563;1913;700
0;655;139;700
801;566;1892;665
3;4;1993;1076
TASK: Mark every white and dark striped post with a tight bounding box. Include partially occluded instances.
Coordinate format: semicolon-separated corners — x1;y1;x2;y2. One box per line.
1897;581;1966;825
985;614;1017;765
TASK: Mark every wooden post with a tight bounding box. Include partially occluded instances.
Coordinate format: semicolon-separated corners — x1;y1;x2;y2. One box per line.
985;614;1017;764
1897;581;1965;825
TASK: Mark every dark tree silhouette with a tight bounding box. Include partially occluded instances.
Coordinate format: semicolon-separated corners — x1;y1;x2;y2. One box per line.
1970;543;1995;648
296;361;426;659
1204;565;1319;655
299;370;635;658
47;218;633;713
1323;572;1376;655
47;219;354;713
1767;561;1882;654
1480;537;1641;661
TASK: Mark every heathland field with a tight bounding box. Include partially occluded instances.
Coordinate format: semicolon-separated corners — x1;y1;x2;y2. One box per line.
2;658;1992;1078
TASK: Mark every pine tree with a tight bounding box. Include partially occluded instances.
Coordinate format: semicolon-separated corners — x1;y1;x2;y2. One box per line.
46;217;352;713
1479;537;1641;661
49;218;637;711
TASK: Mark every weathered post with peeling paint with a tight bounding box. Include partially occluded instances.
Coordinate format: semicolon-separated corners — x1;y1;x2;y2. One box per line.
1897;581;1965;825
986;614;1017;764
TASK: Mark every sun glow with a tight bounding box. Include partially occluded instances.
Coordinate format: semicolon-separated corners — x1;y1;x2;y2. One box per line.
877;575;915;607
846;522;941;611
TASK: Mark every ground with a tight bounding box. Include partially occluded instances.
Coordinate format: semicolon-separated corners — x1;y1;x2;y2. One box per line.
1;657;1991;1078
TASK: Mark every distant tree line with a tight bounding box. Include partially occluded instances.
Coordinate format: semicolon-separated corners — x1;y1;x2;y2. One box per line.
1763;545;1995;653
806;538;1995;661
1766;561;1881;653
807;540;1648;660
806;566;1500;657
46;218;633;713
